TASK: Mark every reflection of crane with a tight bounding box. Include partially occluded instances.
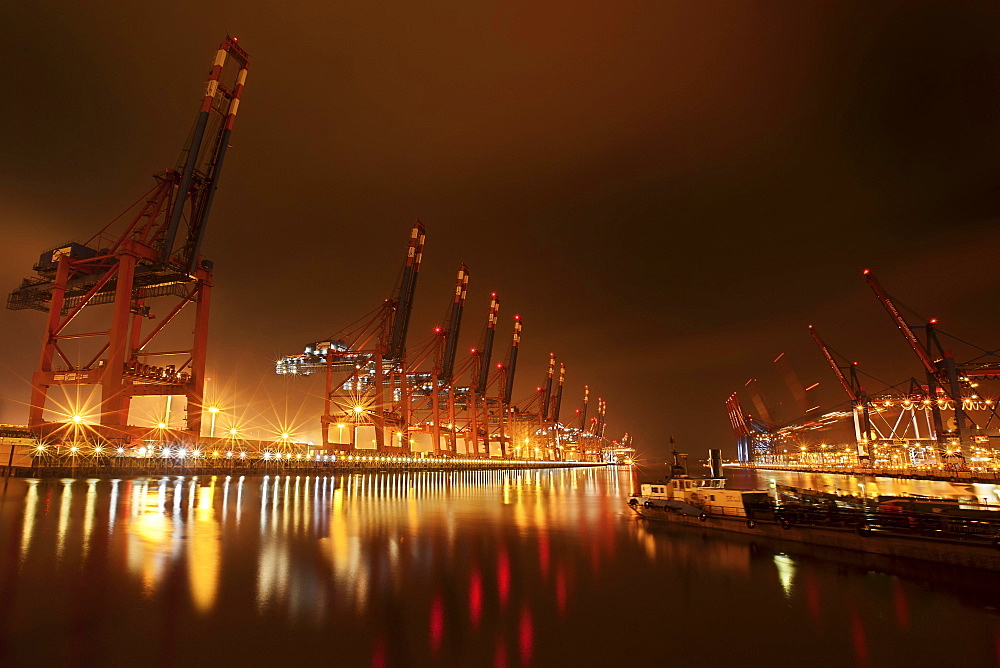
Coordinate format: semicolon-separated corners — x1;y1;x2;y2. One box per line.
8;37;250;442
808;325;873;463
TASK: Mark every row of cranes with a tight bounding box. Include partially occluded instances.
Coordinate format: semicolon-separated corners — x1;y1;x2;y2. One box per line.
728;270;1000;468
275;222;619;460
3;34;628;458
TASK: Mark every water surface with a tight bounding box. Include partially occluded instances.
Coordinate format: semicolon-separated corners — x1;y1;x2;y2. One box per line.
0;467;997;666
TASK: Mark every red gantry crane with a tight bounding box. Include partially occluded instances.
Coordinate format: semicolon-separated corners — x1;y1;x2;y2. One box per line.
276;222;426;451
863;270;967;459
7;37;250;443
808;325;874;463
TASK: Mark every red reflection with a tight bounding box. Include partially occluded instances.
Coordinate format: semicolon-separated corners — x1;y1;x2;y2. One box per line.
804;573;821;623
519;606;534;664
851;612;869;667
430;595;444;652
371;636;386;668
469;569;483;627
498;549;510;606
892;581;909;629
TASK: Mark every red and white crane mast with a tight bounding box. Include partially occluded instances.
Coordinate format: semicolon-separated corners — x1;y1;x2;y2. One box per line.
8;37;249;442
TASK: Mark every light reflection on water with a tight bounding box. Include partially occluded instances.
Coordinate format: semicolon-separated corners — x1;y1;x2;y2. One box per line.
0;467;998;665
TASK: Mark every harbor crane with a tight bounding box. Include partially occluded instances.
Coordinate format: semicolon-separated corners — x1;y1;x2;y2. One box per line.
7;37;249;442
275;221;426;450
862;269;1000;460
808;325;873;463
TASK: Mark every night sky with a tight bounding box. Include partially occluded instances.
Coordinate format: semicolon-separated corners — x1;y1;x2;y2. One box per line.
2;1;1000;459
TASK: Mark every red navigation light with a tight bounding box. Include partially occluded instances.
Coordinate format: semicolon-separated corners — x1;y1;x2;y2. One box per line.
863;269;870;275
434;327;442;333
930;318;938;324
470;348;478;354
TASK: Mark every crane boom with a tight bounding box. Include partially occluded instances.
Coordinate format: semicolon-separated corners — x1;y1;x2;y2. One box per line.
808;325;858;401
474;293;500;393
502;315;521;404
541;353;555;420
863;270;938;375
387;221;426;360
552;363;566;423
440;264;469;383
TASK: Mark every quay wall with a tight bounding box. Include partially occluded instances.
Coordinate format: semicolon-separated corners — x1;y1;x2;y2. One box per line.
4;459;607;478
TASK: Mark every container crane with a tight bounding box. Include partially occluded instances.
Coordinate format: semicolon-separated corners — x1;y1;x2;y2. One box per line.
808;325;873;463
276;222;426;451
863;269;964;459
552;363;566;424
430;264;469;453
496;315;522;457
7;36;249;442
468;293;500;455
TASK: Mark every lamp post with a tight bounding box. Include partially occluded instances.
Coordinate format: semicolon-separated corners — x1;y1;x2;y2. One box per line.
208;406;220;438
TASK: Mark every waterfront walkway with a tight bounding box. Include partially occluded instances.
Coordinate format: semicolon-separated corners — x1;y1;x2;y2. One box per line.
7;456;607;478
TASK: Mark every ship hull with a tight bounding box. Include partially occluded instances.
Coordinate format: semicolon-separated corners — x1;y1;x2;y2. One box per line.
630;504;1000;572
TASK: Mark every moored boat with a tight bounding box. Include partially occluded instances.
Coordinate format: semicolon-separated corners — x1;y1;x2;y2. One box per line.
628;447;1000;571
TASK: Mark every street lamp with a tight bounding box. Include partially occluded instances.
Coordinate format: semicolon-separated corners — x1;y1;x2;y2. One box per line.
208;406;220;438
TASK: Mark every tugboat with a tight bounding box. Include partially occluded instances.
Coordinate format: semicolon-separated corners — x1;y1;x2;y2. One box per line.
628;446;771;522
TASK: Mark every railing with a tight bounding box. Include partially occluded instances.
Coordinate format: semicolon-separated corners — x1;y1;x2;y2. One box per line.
743;502;1000;546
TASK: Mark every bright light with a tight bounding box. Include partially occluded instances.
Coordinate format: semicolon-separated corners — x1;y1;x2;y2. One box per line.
208;406;220;414
281;433;290;439
70;446;79;453
71;415;84;424
157;422;167;429
353;406;365;414
116;447;124;454
229;428;238;436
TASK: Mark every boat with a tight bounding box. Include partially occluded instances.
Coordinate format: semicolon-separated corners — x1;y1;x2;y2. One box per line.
628;447;1000;571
